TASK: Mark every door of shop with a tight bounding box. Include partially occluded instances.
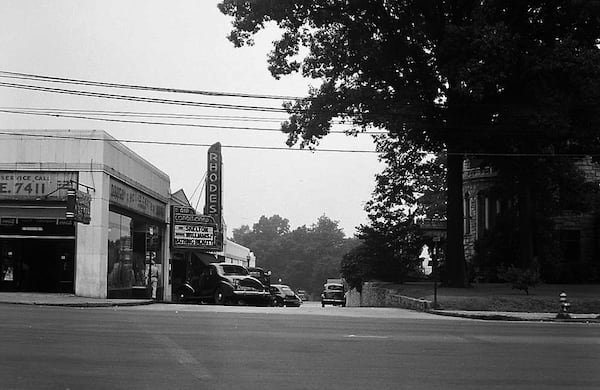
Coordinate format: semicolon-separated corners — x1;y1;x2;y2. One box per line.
0;239;75;293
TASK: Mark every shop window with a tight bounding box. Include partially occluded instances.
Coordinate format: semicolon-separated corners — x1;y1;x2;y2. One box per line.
108;211;162;298
108;212;133;293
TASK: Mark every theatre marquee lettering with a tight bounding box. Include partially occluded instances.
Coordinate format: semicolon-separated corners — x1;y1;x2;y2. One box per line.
171;206;219;250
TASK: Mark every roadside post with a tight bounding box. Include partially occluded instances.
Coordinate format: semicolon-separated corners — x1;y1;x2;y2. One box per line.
432;236;440;309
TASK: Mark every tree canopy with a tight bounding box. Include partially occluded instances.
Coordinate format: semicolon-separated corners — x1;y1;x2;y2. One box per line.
232;214;359;295
219;1;600;286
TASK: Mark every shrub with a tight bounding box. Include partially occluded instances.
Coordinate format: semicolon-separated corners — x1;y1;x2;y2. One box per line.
497;264;541;295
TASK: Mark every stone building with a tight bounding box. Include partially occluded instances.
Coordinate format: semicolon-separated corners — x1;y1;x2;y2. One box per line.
462;156;600;282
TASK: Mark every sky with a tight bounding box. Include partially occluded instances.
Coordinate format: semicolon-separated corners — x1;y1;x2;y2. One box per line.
0;0;384;237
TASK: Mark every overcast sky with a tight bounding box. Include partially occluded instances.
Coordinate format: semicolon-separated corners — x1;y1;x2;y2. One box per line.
0;0;384;237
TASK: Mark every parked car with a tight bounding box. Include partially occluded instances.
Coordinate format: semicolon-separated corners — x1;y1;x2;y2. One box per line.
175;263;271;306
269;284;303;307
296;289;308;301
247;266;271;289
321;282;346;307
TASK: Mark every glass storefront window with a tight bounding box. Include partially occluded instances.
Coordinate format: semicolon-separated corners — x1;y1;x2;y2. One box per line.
108;210;162;298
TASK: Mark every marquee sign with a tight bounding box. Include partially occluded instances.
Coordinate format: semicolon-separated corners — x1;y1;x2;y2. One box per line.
171;206;221;251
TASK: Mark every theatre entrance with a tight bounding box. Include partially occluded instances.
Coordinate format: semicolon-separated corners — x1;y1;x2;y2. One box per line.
0;238;75;293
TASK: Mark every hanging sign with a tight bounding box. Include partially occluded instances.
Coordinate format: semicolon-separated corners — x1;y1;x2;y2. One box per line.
66;189;91;224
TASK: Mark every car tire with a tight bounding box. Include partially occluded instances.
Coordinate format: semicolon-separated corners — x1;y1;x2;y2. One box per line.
214;288;226;305
321;301;325;307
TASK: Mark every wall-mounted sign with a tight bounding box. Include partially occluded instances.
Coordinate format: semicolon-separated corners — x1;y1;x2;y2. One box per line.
66;189;91;224
171;205;221;251
109;178;166;221
0;171;78;200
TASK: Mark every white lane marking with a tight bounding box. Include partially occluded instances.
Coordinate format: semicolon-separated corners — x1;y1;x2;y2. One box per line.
153;334;211;379
346;334;390;339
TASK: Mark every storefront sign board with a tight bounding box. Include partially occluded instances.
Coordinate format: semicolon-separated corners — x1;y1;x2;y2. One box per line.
0;171;78;200
109;179;166;221
171;205;221;251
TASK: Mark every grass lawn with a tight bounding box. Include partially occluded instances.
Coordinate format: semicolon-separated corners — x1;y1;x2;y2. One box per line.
387;282;600;313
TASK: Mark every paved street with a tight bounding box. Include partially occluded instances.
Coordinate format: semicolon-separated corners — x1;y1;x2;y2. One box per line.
0;302;598;390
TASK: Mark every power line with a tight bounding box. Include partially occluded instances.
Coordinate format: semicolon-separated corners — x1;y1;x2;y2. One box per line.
1;130;596;157
0;131;380;154
0;108;385;134
0;82;288;113
0;70;305;100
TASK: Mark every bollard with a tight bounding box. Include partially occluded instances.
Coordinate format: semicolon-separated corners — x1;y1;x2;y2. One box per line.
556;291;571;319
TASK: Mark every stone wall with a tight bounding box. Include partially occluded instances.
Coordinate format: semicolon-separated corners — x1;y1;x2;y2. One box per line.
346;282;432;311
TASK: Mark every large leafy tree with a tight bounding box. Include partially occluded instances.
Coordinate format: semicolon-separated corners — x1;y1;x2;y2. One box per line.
232;214;359;294
341;134;446;289
219;1;600;287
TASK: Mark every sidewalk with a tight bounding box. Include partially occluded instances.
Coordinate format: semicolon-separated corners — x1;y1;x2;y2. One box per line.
430;309;600;323
0;292;153;307
1;292;598;322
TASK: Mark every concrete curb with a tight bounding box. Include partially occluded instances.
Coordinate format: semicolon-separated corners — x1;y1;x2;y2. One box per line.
428;309;600;323
0;299;155;308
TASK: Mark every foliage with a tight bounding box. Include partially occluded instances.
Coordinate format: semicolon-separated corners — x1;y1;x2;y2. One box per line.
231;215;359;296
471;158;600;282
219;1;600;287
497;264;542;296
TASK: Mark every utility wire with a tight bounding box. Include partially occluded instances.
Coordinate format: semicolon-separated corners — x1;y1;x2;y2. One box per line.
0;108;385;134
0;82;288;113
0;130;596;157
0;70;305;100
0;106;360;125
0;131;379;154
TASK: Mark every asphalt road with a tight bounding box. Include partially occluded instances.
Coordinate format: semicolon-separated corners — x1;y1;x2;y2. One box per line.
0;302;598;390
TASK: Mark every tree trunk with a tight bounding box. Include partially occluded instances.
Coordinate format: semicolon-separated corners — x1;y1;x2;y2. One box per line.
518;183;534;268
445;145;468;287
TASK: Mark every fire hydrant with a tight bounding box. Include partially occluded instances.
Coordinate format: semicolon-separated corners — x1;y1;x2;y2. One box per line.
556;291;571;319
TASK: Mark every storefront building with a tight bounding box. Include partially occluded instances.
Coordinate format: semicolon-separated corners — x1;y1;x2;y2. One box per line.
0;130;170;299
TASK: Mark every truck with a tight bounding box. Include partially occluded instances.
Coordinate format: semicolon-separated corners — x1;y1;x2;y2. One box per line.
321;279;346;307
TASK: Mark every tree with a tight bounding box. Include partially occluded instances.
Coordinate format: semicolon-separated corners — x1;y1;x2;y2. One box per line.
219;1;600;287
231;214;359;295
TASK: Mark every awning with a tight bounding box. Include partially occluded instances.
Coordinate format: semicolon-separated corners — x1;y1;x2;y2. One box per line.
191;252;218;266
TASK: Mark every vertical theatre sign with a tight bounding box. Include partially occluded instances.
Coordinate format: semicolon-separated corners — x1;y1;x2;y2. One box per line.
204;142;223;250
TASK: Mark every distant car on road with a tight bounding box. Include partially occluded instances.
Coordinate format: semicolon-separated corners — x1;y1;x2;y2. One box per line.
296;289;308;301
270;284;303;307
175;263;271;306
321;282;346;307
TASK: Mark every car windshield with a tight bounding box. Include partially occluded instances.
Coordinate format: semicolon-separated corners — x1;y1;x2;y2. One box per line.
326;284;344;291
218;264;248;276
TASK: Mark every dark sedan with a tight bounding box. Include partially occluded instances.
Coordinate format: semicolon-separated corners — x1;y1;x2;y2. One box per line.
269;284;302;307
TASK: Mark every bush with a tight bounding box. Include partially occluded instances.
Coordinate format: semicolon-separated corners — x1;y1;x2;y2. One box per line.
497;264;541;295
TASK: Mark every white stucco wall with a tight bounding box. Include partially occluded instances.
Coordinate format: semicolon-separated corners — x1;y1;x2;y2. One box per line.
0;130;170;298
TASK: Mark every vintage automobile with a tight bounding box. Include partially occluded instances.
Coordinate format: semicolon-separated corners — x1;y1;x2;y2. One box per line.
247;266;271;289
296;289;308;301
269;284;302;307
320;282;346;307
175;263;271;306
